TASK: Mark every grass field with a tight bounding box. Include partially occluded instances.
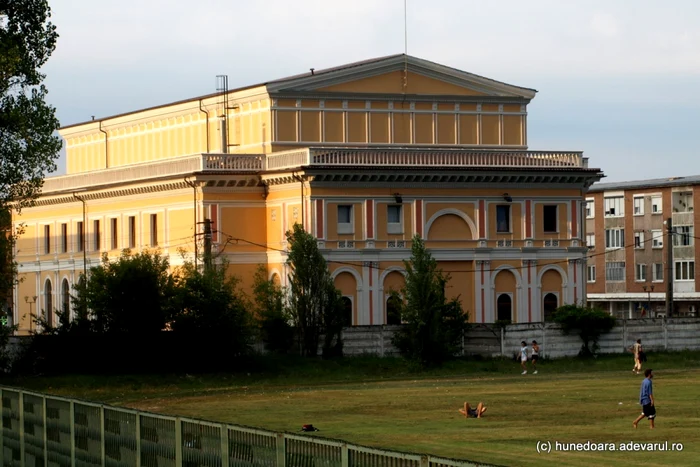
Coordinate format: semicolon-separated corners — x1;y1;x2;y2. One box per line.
7;352;700;467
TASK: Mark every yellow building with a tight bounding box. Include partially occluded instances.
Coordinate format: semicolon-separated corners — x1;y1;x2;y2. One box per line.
11;54;603;333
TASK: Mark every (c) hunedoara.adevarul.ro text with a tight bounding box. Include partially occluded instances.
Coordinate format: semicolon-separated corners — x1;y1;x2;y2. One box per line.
536;441;684;453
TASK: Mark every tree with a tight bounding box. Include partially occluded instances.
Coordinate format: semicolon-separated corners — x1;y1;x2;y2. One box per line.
0;1;61;315
72;250;175;334
391;235;469;367
251;264;293;354
552;304;616;357
170;259;252;356
1;1;62;212
285;224;343;357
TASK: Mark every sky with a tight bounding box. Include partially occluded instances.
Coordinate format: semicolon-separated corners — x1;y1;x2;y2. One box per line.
42;0;700;183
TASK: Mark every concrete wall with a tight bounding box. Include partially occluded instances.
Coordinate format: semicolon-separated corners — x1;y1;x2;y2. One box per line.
341;318;700;358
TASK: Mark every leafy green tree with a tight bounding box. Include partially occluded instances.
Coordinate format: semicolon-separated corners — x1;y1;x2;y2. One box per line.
285;224;343;357
320;282;345;358
0;209;19;315
252;264;293;354
552;304;616;357
170;260;252;356
71;250;175;334
391;235;469;367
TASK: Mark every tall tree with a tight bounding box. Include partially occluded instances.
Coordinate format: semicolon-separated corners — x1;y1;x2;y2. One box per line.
391;235;469;367
252;264;294;354
286;224;343;357
0;1;61;312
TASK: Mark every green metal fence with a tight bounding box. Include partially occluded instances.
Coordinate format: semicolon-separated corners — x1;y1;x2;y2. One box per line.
0;386;492;467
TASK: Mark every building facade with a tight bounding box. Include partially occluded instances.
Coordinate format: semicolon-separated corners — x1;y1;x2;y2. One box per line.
11;54;603;334
586;176;700;318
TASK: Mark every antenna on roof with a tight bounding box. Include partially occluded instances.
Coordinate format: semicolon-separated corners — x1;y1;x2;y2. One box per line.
403;0;408;93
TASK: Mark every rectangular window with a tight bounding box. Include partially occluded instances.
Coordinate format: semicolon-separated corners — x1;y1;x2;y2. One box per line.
673;226;694;246
77;221;84;252
586;233;595;249
150;214;158;247
43;225;51;254
587;265;596;283
93;220;100;251
652;263;664;282
675;261;695;281
651;229;663;248
585;199;594;218
651;196;662;214
543;205;557;233
635;263;647;282
605;228;625;249
337;205;353;234
110;218;118;250
496;205;511;233
387;205;402;234
605;262;626;282
604;196;624;217
61;223;68;253
128;216;136;249
633;196;644;215
634;231;645;249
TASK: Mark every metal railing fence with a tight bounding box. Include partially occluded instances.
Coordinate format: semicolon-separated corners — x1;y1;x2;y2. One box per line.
0;386;492;467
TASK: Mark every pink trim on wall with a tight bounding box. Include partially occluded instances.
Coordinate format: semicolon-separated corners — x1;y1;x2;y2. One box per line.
525;200;532;238
366;200;374;239
571;200;578;238
478;200;485;238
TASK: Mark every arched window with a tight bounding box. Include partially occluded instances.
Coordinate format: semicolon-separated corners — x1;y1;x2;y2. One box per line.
497;294;512;322
386;295;402;325
543;293;558;321
341;296;353;327
44;278;53;327
62;279;70;320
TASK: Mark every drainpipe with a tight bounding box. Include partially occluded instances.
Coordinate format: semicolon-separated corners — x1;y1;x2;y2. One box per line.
184;178;198;269
98;121;108;168
199;99;210;153
72;193;87;281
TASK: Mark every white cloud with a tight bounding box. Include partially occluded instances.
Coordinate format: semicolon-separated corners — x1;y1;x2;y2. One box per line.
590;13;620;38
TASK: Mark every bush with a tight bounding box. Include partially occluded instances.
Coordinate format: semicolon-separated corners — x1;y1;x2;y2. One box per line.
552;304;616;357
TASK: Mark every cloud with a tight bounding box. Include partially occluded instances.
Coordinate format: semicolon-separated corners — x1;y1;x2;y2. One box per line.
590;13;620;38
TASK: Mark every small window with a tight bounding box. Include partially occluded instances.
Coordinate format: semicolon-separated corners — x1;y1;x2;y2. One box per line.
586;233;595;249
587;265;596;283
150;214;158;247
675;261;695;281
652;263;664;282
543;205;557;233
110;218;118;250
496;205;511;233
93;220;100;251
673;226;693;246
651;196;662;214
387;205;402;234
61;223;68;253
651;229;663;248
337;205;353;234
585;199;594;219
635;263;647;282
77;221;84;252
634;231;645;249
44;225;51;254
128;216;136;249
633;197;644;215
605;262;626;282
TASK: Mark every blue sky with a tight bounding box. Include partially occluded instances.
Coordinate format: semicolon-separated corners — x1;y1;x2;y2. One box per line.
43;0;700;182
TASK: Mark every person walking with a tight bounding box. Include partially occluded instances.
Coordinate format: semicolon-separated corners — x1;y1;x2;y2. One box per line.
633;369;655;429
531;340;540;374
630;339;643;375
520;341;528;375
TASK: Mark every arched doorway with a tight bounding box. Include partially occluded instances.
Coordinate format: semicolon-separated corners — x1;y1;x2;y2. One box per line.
62;279;70;319
386;295;402;325
543;293;558;321
341;297;352;327
497;294;512;322
44;278;53;327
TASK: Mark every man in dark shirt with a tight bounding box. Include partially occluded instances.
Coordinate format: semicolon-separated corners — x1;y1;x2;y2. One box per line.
633;369;655;429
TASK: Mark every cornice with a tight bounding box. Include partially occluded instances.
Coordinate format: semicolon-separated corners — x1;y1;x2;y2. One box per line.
34;181;191;207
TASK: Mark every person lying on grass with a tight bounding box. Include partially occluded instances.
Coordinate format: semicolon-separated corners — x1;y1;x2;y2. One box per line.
458;401;487;418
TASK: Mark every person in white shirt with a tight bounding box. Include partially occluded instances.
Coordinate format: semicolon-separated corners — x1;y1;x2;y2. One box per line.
520;341;528;374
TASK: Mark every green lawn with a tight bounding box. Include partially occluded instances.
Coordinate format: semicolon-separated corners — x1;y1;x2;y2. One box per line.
6;353;700;467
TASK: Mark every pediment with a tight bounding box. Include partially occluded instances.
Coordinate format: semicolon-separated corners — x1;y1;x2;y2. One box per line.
266;55;537;99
